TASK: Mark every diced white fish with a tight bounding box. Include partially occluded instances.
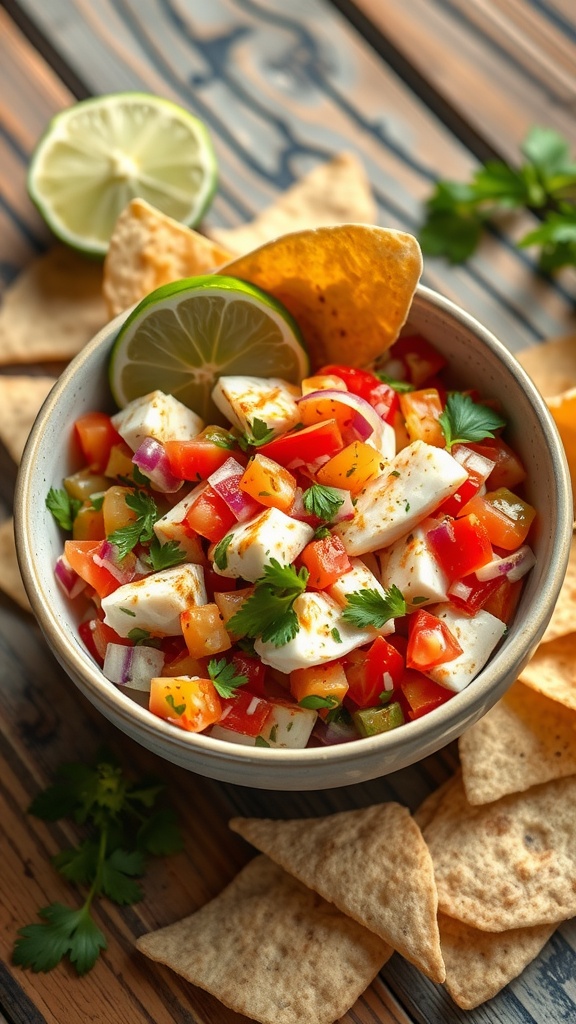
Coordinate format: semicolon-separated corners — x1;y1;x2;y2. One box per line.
425;604;507;692
211;375;300;437
101;563;207;637
212;507;313;582
111;390;203;452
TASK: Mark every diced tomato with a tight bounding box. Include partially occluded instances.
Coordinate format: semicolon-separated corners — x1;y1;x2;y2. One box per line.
217;690;273;736
399;388;445;446
290;661;349;714
461;488;536;551
482;577;523;624
74;412;123;473
258;419;344;469
64;539;122;598
400;669;453;720
316;364;381;400
183;484;236;543
438;444;496;517
406;609;463;672
149;676;222;733
345;636;405;708
72;502;105;541
78;619;105;665
181;603;232;658
468;438;527;491
164;428;241;482
316;441;384;494
427;515;493;583
388;335;447;387
448;573;505;615
239;454;297;513
299;534;351;589
228;652;267;698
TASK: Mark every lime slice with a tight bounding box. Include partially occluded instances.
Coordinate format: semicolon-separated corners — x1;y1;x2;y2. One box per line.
109;275;310;423
28;92;218;256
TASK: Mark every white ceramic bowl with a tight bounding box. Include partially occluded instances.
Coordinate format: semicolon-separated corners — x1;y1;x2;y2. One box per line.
14;285;573;790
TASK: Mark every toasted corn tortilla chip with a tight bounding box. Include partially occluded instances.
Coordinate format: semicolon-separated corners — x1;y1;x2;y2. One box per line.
541;532;576;643
0;375;56;464
0;518;31;613
0;246;107;363
412;770;461;830
136;855;391;1024
459;680;576;805
423;774;576;931
103;198;232;317
439;912;555;1010
218;224;423;370
208;153;377;255
517;335;576;398
229;803;445;983
519;633;576;710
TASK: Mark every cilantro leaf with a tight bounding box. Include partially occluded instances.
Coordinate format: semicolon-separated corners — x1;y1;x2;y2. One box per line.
213;532;233;570
342;585;406;629
100;848;144;905
227;559;309;647
45;488;82;532
439;392;506;449
136;807;183;856
146;537;186;571
13;903;106;975
298;694;339;710
237;417;276;451
373;372;415;393
207;658;248;698
302;483;345;522
107;488;159;559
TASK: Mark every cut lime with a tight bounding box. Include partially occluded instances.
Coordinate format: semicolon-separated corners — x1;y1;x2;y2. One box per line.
109;275;310;423
28;92;218;256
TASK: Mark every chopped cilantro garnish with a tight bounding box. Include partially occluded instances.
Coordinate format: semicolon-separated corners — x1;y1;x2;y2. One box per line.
237;417;276;451
145;537;187;571
302;483;345;522
46;488;82;532
207;658;248;699
227;559;309;647
342;585;407;629
107;488;159;560
439;392;506;450
213;533;233;571
299;694;339;710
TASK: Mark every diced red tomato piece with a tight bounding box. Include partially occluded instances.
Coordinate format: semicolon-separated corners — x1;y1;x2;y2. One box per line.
299;534;351;589
74;412;123;474
468;438;527;491
427;515;493;583
448;573;505;615
217;689;273;736
183;484;236;543
482;577;523;624
406;609;463;672
164;435;234;481
316;364;381;400
345;636;405;708
438;444;496;517
258;419;344;469
387;335;447;386
227;652;268;697
64;540;121;598
400;669;453;720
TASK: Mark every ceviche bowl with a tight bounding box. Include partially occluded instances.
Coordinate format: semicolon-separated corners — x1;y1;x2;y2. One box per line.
15;284;572;790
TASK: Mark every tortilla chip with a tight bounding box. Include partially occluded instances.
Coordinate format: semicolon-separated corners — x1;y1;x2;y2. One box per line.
0;375;56;464
208;153;377;255
541;533;576;643
413;770;461;830
229;803;445;983
0;518;31;612
439;912;555;1010
517;335;576;398
422;774;576;931
103;199;232;318
218;224;423;370
0;246;107;363
519;633;576;710
459;680;576;805
136;855;391;1024
546;387;576;495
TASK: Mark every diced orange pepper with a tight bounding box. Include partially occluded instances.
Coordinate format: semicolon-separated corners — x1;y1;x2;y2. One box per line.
105;441;137;480
72;502;105;541
149;675;222;732
181;603;232;658
102;485;138;536
239;454;297;513
399;388;445;447
213;587;254;637
297;394;357;431
299;534;351;589
460;488;536;550
290;661;349;715
316;441;385;494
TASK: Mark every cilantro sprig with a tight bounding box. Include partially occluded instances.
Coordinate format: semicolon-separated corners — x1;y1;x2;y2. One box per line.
144;537;187;572
227;559;309;647
439;392;506;450
107;488;159;560
46;488;82;531
207;658;248;698
342;584;407;629
12;750;182;975
237;417;276;451
419;126;576;272
302;483;345;522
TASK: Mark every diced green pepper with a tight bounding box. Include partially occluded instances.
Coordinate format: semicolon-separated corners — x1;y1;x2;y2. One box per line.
352;701;405;737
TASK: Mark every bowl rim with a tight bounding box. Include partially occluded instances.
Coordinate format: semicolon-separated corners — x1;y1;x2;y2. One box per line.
14;283;574;772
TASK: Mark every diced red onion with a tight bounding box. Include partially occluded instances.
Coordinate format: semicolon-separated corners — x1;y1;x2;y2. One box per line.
297;390;395;459
208;456;260;521
103;642;165;691
452;445;496;482
475;544;536;583
133;437;183;493
54;554;87;599
311;716;358;746
93;541;137;585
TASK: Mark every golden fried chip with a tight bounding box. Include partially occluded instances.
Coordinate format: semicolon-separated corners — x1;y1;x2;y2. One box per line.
218;224;423;370
208;153;377;255
439;912;555;1010
517;334;576;398
103;198;232;317
0;246;107;363
519;633;576;710
0;518;31;612
459;680;576;805
546;387;576;495
412;770;461;830
0;375;56;464
423;774;576;931
541;533;576;643
229;803;444;983
136;855;391;1024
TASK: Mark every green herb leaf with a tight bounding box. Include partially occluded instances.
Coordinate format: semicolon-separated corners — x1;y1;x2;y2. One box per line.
299;694;339;710
207;658;248;698
302;483;345;521
146;537;187;571
45;488;82;531
107;488;159;560
439;392;506;449
237;417;276;451
213;532;233;571
227;559;309;647
373;372;415;393
342;585;406;629
100;848;145;905
13;903;106;975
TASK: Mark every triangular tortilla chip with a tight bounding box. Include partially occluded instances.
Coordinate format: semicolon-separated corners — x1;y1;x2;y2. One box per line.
219;224;423;370
423;774;576;931
0;518;31;612
208;152;377;255
516;335;576;398
0;375;56;463
439;912;555;1010
519;633;576;710
459;680;576;805
541;532;576;643
103;198;232;317
229;803;445;983
136;855;391;1024
413;770;461;830
0;246;107;363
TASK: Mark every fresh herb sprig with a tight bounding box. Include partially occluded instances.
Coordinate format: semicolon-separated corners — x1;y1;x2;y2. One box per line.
302;483;345;522
342;584;406;629
46;488;82;531
439;392;506;450
107;488;159;560
13;750;183;975
237;417;276;452
227;559;309;647
419;126;576;271
207;658;248;698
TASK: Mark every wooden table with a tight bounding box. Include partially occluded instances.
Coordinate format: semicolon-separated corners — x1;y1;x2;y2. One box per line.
1;2;575;1022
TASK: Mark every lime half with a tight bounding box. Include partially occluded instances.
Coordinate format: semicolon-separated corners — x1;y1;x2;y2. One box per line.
28;92;218;256
109;275;310;423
